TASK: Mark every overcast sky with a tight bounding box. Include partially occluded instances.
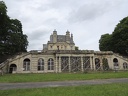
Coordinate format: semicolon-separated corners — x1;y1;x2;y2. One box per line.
3;0;128;51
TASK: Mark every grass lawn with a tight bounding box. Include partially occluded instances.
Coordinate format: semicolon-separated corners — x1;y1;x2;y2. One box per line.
0;83;128;96
0;71;128;83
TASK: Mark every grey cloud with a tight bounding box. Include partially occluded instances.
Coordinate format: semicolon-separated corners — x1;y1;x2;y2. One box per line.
28;28;50;40
3;0;128;51
68;0;123;23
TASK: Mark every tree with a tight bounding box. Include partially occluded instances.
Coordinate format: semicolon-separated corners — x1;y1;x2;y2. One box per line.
75;46;79;50
0;1;28;62
99;16;128;56
99;34;112;51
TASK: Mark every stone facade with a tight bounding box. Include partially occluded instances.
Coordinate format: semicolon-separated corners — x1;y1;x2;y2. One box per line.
1;30;128;73
43;30;75;51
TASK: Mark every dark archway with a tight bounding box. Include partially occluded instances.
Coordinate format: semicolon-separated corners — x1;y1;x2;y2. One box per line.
113;58;118;66
113;58;119;70
9;64;17;73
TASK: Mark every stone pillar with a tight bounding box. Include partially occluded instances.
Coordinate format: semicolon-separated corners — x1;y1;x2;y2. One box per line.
44;57;48;73
69;56;71;72
100;57;103;70
81;56;83;72
92;56;96;70
90;56;93;70
59;56;61;72
55;56;58;73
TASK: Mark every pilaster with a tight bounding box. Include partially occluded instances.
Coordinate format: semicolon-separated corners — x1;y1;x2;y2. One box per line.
55;55;58;73
90;56;93;70
59;56;61;72
81;56;83;72
69;56;71;72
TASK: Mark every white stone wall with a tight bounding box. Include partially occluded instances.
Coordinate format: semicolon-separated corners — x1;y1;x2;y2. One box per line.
7;52;128;73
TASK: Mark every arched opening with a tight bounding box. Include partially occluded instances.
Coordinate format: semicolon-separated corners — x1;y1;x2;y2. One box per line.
9;64;17;73
102;58;109;70
48;58;54;70
95;58;100;70
23;58;30;71
123;62;128;69
113;58;119;70
113;58;118;66
38;58;44;71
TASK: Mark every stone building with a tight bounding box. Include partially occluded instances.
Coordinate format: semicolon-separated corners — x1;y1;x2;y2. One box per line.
1;30;128;73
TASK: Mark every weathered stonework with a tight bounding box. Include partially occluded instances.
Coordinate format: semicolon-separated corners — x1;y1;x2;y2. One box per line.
1;30;128;73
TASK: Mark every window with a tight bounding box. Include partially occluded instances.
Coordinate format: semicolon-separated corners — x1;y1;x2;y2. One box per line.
113;58;118;66
95;58;100;70
9;64;17;73
123;62;128;69
38;58;44;71
48;58;54;70
57;46;59;50
61;45;63;49
23;58;30;71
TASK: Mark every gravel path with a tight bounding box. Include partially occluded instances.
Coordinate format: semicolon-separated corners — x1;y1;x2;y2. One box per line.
0;78;128;90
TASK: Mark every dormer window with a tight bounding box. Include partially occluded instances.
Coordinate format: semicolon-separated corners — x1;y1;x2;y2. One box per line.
61;45;63;49
57;46;59;50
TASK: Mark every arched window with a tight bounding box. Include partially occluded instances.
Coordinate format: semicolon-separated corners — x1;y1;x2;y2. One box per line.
38;58;44;71
23;58;30;71
95;58;100;70
102;58;109;70
113;58;118;66
123;62;128;69
9;64;17;73
48;58;54;70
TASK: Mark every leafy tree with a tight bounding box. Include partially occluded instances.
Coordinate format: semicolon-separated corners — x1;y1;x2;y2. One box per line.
0;1;28;62
75;46;79;50
99;34;112;51
99;16;128;56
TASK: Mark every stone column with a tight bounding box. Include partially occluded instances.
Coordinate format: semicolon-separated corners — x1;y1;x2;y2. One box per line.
58;56;61;72
69;56;71;72
81;56;83;72
55;55;58;73
44;57;48;73
100;57;103;70
90;56;93;70
92;56;96;70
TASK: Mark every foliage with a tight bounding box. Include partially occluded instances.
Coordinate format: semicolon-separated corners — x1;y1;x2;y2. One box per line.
99;34;112;51
0;83;128;96
99;16;128;56
0;1;28;62
1;72;128;83
75;46;79;50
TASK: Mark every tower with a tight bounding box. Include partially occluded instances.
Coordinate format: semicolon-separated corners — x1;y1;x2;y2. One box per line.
53;29;57;43
70;33;74;43
66;30;70;43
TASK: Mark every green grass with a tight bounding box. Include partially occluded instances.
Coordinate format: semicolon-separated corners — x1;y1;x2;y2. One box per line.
0;83;128;96
0;71;128;83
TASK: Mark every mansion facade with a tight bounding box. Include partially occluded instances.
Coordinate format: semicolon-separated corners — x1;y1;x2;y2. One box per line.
1;30;128;73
